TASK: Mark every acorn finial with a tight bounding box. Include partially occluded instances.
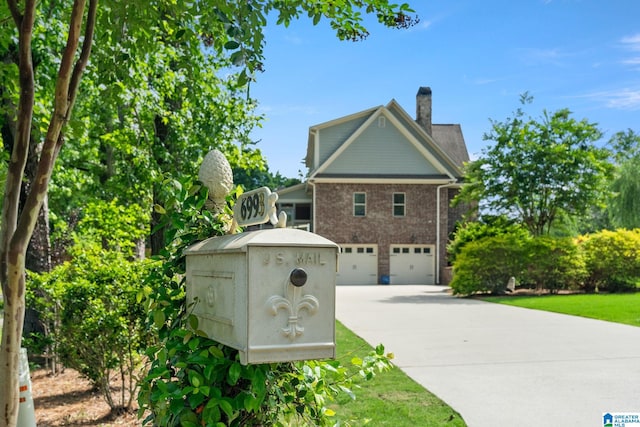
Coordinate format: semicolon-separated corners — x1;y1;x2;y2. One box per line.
198;149;234;214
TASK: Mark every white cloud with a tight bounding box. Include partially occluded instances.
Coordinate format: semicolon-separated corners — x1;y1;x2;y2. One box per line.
284;34;304;45
516;47;570;67
619;33;640;69
582;88;640;110
419;20;433;30
621;33;640;50
462;74;505;85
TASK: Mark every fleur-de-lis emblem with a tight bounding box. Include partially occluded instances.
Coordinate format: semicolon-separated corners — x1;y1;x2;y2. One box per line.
267;277;319;340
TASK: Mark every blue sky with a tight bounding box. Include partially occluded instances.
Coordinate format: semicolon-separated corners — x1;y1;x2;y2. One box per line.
249;0;640;179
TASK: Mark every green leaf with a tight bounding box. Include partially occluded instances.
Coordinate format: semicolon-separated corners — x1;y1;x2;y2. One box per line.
189;370;202;388
154;204;166;215
228;362;241;385
153;310;166;328
224;40;240;50
219;399;234;418
187;337;200;351
188;314;199;330
209;346;224;358
179;410;199;427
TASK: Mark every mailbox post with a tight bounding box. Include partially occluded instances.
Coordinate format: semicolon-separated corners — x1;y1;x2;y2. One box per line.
185;185;339;365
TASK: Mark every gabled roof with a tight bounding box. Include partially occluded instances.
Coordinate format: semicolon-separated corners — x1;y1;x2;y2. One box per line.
305;105;381;170
432;124;470;169
305;98;468;181
275;182;311;202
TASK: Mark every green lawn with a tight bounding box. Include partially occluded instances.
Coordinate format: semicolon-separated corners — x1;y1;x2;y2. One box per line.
331;321;466;426
483;293;640;327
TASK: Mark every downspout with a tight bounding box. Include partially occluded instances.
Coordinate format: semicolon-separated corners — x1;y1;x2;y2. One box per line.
436;180;459;284
308;129;319;233
308;179;316;232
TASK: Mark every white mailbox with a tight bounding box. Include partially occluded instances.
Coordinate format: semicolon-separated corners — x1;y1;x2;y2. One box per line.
185;228;339;365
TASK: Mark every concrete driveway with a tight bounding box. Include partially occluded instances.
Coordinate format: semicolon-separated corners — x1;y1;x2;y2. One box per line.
335;285;640;427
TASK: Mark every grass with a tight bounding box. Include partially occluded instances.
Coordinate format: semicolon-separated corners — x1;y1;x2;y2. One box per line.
331;321;466;426
483;293;640;327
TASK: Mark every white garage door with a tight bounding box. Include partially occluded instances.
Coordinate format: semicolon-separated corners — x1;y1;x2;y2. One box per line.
337;245;378;285
389;245;435;285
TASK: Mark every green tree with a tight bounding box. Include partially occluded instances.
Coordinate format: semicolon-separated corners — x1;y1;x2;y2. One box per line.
0;1;417;424
608;129;640;229
456;94;613;236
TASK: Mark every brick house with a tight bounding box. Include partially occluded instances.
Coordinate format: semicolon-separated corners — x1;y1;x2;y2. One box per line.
276;87;469;285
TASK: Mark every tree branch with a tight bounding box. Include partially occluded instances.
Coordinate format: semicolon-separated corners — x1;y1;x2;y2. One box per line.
13;0;92;250
0;0;36;284
66;0;98;122
6;0;23;27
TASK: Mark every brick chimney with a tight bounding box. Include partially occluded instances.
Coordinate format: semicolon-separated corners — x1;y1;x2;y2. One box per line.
416;86;432;136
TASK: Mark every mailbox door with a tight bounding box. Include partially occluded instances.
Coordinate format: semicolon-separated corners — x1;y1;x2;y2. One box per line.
186;253;248;352
245;246;336;364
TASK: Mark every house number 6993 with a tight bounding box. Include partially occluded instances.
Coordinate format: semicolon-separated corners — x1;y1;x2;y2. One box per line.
240;192;265;221
233;186;279;227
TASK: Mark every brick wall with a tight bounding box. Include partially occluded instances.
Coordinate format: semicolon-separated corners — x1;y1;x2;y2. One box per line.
314;182;448;281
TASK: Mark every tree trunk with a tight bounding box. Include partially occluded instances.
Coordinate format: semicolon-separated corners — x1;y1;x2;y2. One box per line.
0;1;96;424
0;239;29;427
22;134;52;346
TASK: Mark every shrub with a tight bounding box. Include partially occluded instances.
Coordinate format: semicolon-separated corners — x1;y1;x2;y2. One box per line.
579;229;640;292
27;246;151;410
522;236;587;293
448;216;530;264
450;233;529;296
138;177;393;426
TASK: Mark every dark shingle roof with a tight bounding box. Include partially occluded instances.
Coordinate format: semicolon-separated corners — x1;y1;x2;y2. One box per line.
430;124;470;170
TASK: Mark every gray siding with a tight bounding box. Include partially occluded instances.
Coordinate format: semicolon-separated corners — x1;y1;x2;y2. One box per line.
388;104;458;172
317;115;370;165
276;184;311;203
323;119;441;175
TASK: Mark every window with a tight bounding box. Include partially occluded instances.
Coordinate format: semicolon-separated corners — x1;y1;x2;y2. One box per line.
353;192;366;217
295;204;311;221
393;192;406;217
